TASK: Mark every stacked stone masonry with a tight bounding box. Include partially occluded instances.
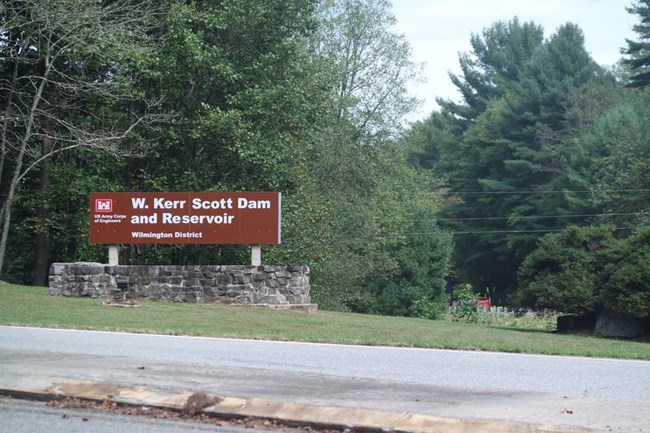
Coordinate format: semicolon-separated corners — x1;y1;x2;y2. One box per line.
49;263;312;308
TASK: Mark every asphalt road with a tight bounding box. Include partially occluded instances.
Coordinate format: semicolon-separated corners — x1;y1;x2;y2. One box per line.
0;396;298;433
1;326;648;399
1;326;649;432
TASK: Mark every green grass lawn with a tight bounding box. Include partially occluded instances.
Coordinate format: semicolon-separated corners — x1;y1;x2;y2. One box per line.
1;284;648;360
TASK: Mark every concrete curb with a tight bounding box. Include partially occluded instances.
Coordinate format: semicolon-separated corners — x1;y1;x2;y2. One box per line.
0;377;609;433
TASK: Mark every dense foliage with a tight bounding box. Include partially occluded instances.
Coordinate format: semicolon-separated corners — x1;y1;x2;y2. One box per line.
407;5;650;319
514;226;616;316
417;19;613;297
515;226;650;319
1;1;648;322
623;0;650;88
1;0;449;316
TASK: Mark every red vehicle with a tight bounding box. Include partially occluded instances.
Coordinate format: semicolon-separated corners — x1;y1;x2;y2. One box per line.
477;297;492;308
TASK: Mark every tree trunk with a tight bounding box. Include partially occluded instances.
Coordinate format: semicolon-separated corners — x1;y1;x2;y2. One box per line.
32;115;53;286
0;60;49;274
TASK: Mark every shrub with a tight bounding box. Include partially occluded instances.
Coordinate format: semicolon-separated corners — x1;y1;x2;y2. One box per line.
512;225;615;315
514;225;650;320
448;283;479;323
409;295;446;320
601;228;650;318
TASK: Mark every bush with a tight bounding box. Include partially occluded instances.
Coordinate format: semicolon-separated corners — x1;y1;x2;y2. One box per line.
409;294;446;320
448;283;479;323
601;228;650;318
513;225;650;320
512;225;615;315
362;211;452;317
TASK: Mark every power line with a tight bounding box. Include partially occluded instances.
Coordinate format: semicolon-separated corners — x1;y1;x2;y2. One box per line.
435;212;647;222
449;226;645;235
398;226;647;236
435;189;650;195
396;212;648;223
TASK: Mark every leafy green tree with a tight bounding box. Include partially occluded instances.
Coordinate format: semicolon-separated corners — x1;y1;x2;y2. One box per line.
583;90;650;230
264;0;451;313
312;0;422;143
134;0;322;192
514;225;616;315
516;225;650;321
435;22;609;296
437;18;544;131
622;0;650;88
601;227;650;318
364;209;452;317
0;0;166;277
345;139;451;315
271;137;451;313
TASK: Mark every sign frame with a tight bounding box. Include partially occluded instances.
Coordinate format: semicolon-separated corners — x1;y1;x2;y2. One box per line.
89;192;281;245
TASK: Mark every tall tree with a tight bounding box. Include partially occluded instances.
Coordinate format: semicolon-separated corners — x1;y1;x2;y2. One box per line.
435;22;608;296
622;0;650;88
294;0;453;313
130;0;323;193
0;0;166;276
437;18;544;132
119;0;326;266
585;90;650;229
311;0;422;143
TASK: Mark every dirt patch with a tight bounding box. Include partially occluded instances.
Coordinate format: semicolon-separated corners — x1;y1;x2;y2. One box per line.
46;396;352;433
183;392;222;416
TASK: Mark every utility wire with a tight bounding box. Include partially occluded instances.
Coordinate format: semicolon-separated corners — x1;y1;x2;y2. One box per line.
450;227;643;235
400;226;646;236
397;212;647;223
435;212;647;222
435;189;650;195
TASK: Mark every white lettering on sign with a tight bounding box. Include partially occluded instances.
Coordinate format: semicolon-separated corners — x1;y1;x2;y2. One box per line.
131;232;173;239
191;198;233;210
154;198;186;209
175;232;203;238
161;213;234;224
238;198;271;209
131;214;158;224
131;197;148;209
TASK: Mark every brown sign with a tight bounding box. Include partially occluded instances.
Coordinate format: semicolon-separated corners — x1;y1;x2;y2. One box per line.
89;192;281;244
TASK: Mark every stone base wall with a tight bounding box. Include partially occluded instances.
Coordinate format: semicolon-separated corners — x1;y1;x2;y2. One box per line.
49;263;311;307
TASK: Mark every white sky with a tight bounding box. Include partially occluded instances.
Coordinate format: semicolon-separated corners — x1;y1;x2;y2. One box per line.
392;0;638;121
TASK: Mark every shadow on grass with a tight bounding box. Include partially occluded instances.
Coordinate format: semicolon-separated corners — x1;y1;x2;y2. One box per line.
487;326;555;335
490;325;650;345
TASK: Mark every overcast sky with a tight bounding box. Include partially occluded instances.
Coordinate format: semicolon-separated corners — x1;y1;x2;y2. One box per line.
392;0;638;121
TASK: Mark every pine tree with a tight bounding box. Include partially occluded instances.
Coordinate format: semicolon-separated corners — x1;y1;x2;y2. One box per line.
623;0;650;88
438;23;607;296
436;18;544;131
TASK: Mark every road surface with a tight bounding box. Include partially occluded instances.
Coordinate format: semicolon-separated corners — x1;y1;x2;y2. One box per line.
0;396;300;433
1;326;648;432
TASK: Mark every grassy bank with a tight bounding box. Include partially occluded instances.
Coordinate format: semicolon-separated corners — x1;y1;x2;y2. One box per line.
1;285;648;360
